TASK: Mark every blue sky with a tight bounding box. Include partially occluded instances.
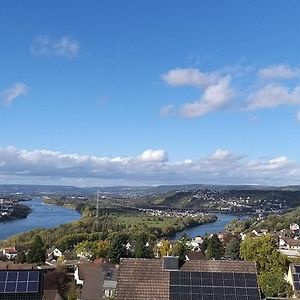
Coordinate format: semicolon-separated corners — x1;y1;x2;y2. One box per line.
0;0;300;186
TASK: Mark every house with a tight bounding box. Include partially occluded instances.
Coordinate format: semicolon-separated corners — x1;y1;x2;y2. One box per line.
47;247;62;259
116;257;261;299
279;249;300;258
74;260;118;299
251;229;268;237
287;264;300;298
291;223;300;232
279;237;300;250
3;247;18;260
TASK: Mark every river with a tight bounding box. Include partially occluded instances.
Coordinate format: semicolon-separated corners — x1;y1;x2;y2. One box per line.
0;198;81;240
173;213;248;240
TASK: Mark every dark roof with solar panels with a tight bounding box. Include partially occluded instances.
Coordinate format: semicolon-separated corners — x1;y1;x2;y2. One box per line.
116;257;261;300
0;270;43;300
290;264;300;295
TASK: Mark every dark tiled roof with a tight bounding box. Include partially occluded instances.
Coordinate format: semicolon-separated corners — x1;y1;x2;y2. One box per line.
43;290;64;300
186;251;205;260
283;238;300;247
116;258;170;300
181;260;257;273
116;258;260;300
0;262;36;270
79;262;118;300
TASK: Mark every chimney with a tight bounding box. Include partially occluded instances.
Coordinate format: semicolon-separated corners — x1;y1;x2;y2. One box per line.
162;256;179;271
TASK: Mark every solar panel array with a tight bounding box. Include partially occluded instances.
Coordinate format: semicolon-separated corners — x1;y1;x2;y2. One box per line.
293;265;300;291
169;271;261;300
0;271;40;294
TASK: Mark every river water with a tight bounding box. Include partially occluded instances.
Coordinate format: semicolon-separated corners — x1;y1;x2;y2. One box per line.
0;199;246;241
174;213;248;240
0;198;81;240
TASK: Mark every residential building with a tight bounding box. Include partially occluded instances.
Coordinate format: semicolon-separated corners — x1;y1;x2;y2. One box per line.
75;260;118;299
287;264;300;299
116;257;261;299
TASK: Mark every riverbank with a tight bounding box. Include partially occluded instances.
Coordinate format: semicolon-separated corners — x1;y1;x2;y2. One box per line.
0;198;81;241
0;203;32;222
173;213;249;240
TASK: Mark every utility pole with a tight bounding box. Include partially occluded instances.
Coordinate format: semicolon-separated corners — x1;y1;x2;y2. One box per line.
95;190;99;232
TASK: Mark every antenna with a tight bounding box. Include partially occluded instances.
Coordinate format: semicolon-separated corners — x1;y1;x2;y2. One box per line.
95;190;99;232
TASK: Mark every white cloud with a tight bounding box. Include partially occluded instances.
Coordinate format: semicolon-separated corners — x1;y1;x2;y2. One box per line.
30;36;80;59
179;76;234;118
246;84;300;110
1;83;28;105
0;146;299;186
259;64;300;80
297;110;300;123
139;149;168;162
161;68;220;88
161;67;234;118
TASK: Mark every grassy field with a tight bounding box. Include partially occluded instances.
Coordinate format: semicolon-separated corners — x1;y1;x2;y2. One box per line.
116;214;178;228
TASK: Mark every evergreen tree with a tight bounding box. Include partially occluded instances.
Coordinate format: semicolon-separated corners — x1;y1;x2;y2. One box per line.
15;252;27;264
206;234;224;260
134;233;152;258
27;235;46;264
172;239;190;263
108;234;129;263
225;238;241;260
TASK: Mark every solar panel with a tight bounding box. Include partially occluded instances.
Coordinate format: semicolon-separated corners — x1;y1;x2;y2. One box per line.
169;271;261;300
0;272;7;281
0;270;41;294
18;271;29;281
28;271;39;282
16;281;27;292
27;281;39;292
295;265;300;273
5;282;16;293
0;282;5;293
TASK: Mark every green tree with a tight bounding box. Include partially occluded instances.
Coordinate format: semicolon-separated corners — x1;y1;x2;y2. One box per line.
75;241;99;259
27;235;46;264
95;240;110;258
15;252;27;264
157;239;172;257
259;269;292;298
240;235;289;273
172;239;190;262
206;234;224;260
134;234;152;258
108;234;129;263
240;235;291;298
66;282;78;300
225;238;241;260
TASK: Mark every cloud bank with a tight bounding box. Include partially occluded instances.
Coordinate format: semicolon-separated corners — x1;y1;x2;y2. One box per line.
0;146;298;186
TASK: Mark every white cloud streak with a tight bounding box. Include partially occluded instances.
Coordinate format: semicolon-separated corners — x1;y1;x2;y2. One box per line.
246;84;300;110
259;64;300;80
1;83;28;105
179;76;234;118
162;68;220;88
0;146;299;186
30;36;80;59
161;68;234;118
